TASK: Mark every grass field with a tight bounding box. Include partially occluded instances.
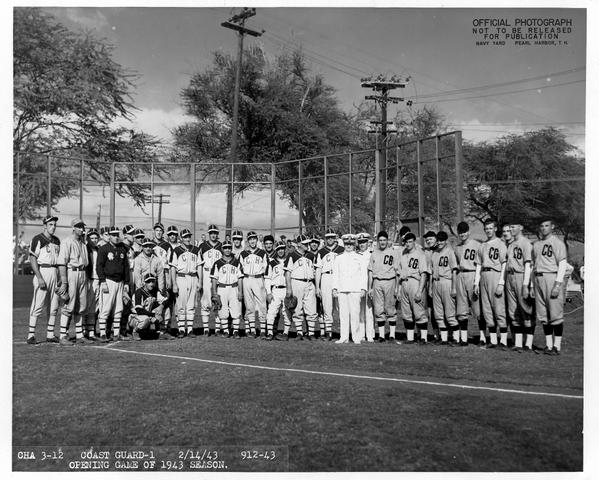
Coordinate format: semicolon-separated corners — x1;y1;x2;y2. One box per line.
12;288;584;472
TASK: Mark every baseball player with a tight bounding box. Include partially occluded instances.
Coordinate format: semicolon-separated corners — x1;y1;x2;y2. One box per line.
332;234;367;344
56;218;90;345
429;231;459;345
129;273;166;340
97;226;130;342
27;215;61;344
120;224;137;337
263;235;275;258
315;228;344;341
454;221;482;346
264;241;290;340
157;225;179;333
474;219;508;349
132;228;145;256
368;231;400;342
84;229;101;341
423;230;440;342
170;228;203;338
239;231;269;337
98;226;110;247
356;233;375;342
231;229;244;257
211;240;244;338
531;218;568;355
505;220;534;352
398;232;430;344
134;238;165;293
199;224;223;335
284;235;318;340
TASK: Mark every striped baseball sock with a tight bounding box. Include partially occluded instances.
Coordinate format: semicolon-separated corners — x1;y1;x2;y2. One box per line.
47;314;56;339
99;317;106;337
28;316;37;339
177;315;185;334
294;317;303;335
307;319;315;336
543;323;554;349
113;317;121;338
440;327;448;342
74;315;84;339
499;327;508;346
201;314;210;330
59;315;69;339
186;319;193;334
260;316;267;335
553;323;563;351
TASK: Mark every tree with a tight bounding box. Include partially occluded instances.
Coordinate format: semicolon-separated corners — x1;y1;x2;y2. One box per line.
463;128;584;245
176;47;372;233
14;8;159;220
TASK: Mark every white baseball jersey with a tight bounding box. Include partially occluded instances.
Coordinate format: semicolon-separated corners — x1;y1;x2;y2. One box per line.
29;233;61;265
238;248;269;276
315;244;345;273
285;250;315;280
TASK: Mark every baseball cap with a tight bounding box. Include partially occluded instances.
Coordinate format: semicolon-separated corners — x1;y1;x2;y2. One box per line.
153;222;164;231
301;235;311;245
457;221;470;234
207;224;219;233
108;226;120;235
166;225;179;235
324;227;336;238
404;232;416;242
264;235;274;243
123;224;135;235
377;231;388;240
436;231;448;241
180;228;192;238
399;226;411;238
42;215;58;225
296;234;308;244
87;229;99;238
309;235;320;244
71;218;86;228
141;237;155;247
232;229;243;239
143;273;157;283
221;240;233;249
133;228;145;239
423;231;437;239
247;230;258;239
275;240;286;251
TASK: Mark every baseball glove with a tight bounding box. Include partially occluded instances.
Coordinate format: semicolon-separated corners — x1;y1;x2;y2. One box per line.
122;290;131;307
211;294;222;311
284;295;298;311
55;286;69;303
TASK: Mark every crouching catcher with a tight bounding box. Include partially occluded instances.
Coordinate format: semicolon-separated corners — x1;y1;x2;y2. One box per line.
129;273;171;340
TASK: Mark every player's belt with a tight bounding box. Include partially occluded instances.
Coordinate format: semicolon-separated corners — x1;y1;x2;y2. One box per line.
245;274;264;278
177;272;198;277
218;282;238;288
459;268;476;272
507;269;523;275
38;264;57;268
69;265;86;271
272;285;286;289
481;267;498;272
373;277;395;281
534;272;557;276
321;271;332;274
292;278;311;282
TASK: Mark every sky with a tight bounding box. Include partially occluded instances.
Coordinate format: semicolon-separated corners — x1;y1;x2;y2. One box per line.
40;5;586;152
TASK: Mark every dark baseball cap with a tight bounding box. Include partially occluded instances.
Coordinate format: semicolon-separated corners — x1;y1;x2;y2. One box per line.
153;222;164;231
42;215;58;225
457;221;470;234
264;235;274;243
423;231;437;239
436;231;448;241
377;231;388;240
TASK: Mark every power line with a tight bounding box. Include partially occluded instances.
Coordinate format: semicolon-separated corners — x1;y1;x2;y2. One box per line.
413;79;585;105
411;67;585;100
450;121;584;126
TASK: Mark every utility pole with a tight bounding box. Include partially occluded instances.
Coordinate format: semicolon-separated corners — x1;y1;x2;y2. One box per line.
148;193;171;224
362;74;409;234
221;8;264;236
96;204;101;232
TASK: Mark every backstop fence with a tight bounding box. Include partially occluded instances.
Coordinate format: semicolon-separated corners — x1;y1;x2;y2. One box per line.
14;131;464;271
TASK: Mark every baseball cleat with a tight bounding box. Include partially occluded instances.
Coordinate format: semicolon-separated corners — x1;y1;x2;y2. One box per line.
59;337;73;346
543;346;554;355
232;331;241;339
27;336;36;345
75;337;93;345
512;346;523;353
99;335;109;343
440;341;449;346
159;331;172;340
377;337;386;343
486;343;497;349
117;334;131;342
335;339;349;344
522;346;532;352
459;341;469;347
295;334;304;341
187;331;197;338
177;330;185;338
266;334;274;341
87;336;99;342
276;333;289;341
46;336;59;343
478;341;487;349
552;347;561;355
203;328;210;336
306;335;314;341
132;332;142;341
499;343;509;351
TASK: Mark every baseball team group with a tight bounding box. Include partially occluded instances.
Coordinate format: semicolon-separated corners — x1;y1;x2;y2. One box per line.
25;215;568;355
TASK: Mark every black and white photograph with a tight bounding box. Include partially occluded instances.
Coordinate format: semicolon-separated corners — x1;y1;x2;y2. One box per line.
8;0;595;474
